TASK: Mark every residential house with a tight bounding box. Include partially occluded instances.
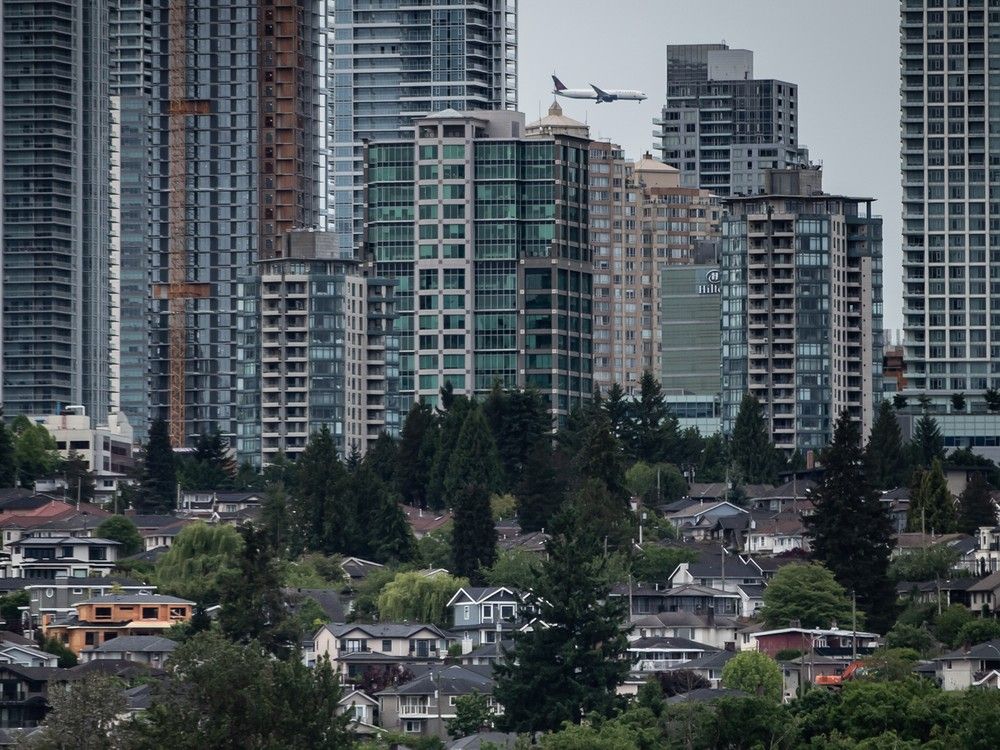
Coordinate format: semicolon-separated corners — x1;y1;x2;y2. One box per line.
337;689;380;736
630;611;739;651
310;623;449;681
667;501;748;543
880;488;910;534
42;594;194;655
896;578;979;610
736;583;766;617
749;627;881;659
402;506;452;539
935;638;1000;690
670;649;736;688
79;635;177;668
127;515;192;552
974;526;1000;575
968;571;1000;613
497;531;548;555
448;587;522;650
745;512;809;555
341;557;385;585
660;584;742;618
5;535;120;579
747;480;815;512
177;490;264;520
893;533;978;574
0;638;57;669
609;583;672;617
0;664;64;729
459;640;513;667
377;664;497;739
24;576;154;624
669;554;766;597
628;636;717;673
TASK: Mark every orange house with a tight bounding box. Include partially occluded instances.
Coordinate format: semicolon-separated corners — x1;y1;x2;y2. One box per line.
43;594;194;655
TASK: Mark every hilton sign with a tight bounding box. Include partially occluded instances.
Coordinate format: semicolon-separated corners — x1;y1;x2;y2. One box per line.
697;269;721;295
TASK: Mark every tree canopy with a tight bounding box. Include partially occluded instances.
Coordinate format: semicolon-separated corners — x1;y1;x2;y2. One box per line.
759;563;856;629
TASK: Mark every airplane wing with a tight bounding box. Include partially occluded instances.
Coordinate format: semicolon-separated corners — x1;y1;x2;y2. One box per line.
590;83;612;101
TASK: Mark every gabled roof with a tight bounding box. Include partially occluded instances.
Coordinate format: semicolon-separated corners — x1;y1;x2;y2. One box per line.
447;586;519;608
749;480;816;501
378;664;493;697
0;631;36;647
968;571;1000;592
321;622;446;640
675;649;737;671
937;638;1000;661
339;688;378;707
67;659;164;680
84;636;177;653
286;588;346;623
340;557;384;581
23;576;147;589
663;583;741;600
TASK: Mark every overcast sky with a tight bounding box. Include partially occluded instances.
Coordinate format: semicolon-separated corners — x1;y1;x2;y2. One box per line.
519;0;903;333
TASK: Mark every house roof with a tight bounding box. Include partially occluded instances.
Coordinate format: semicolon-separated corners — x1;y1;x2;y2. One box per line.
401;505;452;535
339;689;379;707
126;514;180;529
664;583;740;600
665;687;748;703
340;557;384;581
380;664;493;696
677;554;763;581
675;649;737;671
753;626;880;640
83;636;177;654
78;594;193;605
23;576;147;589
749;479;816;500
447;587;519;607
628;636;717;652
937;638;1000;661
497;531;548;553
8;535;120;548
447;732;520;750
121;546;170;564
462;639;514;661
321;622;446;640
968;571;1000;592
285;588;346;623
894;532;969;550
0;631;36;647
124;684;153;711
67;659;164;680
631;611;739;629
0;664;66;682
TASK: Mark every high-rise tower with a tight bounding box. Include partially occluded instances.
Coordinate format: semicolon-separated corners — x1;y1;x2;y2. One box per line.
0;1;113;417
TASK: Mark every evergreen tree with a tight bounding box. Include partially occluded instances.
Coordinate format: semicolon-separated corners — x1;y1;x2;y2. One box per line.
443;405;502;505
806;410;895;631
730;394;779;484
958;472;997;534
369;491;417;564
951;392;967;412
451;483;497;582
260;482;291;554
362;432;398;485
341;462;403;559
427;395;472;509
865;399;907;490
556;387;603;456
516;437;566;533
62;451;95;504
494;505;630;732
985;387;1000;413
484;387;549;492
185;429;237;490
908;459;957;534
137;418;177;513
697;433;729;483
893;393;909;410
911;413;945;469
291;427;347;554
572;408;627;500
396;402;435;506
604;383;630;441
218;524;297;658
624;371;678;464
0;417;15;487
572;478;632;552
344;444;362;472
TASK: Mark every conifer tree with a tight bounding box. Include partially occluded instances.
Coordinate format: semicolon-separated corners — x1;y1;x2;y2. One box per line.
604;383;630;442
911;413;945;469
866;399;907;490
260;482;291;554
624;371;678;464
730;394;779;484
0;416;16;488
556;387;603;456
363;432;398;485
427;395;472;509
396;402;435;506
369;491;417;564
516;437;566;533
572;408;627;501
137;418;177;513
291;427;347;554
62;451;95;504
494;505;629;732
451;483;497;582
484;388;549;492
908;458;957;534
443;405;502;504
806;410;895;631
958;471;997;534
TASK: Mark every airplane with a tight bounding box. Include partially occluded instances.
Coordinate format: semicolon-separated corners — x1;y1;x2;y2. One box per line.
551;75;646;103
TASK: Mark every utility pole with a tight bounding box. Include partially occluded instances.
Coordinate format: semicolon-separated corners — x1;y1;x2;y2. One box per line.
851;590;857;661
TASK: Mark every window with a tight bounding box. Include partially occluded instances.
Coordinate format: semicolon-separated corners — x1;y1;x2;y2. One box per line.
381;639;392;653
482;604;494;621
419;145;438;160
61;546;74;558
142;607;158;620
449;696;459;706
84;632;96;646
88;547;108;562
403;720;422;734
463;605;470;620
499;604;515;620
443;144;465;159
95;607;112;620
168;607;186;620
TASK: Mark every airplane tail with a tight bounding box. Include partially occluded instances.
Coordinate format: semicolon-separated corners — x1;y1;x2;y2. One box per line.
551;74;566;92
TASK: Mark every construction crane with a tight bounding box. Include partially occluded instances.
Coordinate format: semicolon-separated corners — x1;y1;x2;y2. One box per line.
152;0;210;447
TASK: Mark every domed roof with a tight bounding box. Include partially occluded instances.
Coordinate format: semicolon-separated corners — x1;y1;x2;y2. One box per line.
634;152;680;174
525;101;589;138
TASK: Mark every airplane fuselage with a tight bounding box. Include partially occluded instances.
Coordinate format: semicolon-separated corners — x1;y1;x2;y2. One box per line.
553;88;646;103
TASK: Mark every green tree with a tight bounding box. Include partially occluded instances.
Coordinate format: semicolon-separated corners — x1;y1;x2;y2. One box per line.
366;490;417;565
604;382;630;441
291;427;348;554
415;527;452;570
136;418;177;513
624;371;679;464
730;394;779;484
720;651;782;702
985;387;1000;413
451;483;497;583
911;413;945;469
933;604;974;648
260;482;291;554
865;400;907;490
515;437;566;533
0;590;29;633
427;394;472;509
376;571;468;626
907;459;957;534
697;433;729;483
954;618;1000;647
95;516;142;557
494;505;630;733
182;428;237;490
39;636;77;668
806;410;895;631
131;631;354;749
24;673;126;750
572;479;632;552
483;386;550;492
884;623;937;657
888;545;960;583
958;472;996;534
893;393;909;410
154;522;243;604
572;409;627;501
631;545;696;585
397;402;436;506
624;462;687;506
760;563;856;629
61;451;95;504
482;549;539;591
0;416;16;487
362;432;398;486
10;416;60;488
443;405;503;505
218;524;297;657
446;692;495;739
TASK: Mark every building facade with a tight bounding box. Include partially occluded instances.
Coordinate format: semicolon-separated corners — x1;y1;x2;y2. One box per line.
901;2;997;400
0;0;113;418
654;44;808;197
237;231;398;467
720;167;884;452
366;108;592;421
327;0;518;256
588;142;720;395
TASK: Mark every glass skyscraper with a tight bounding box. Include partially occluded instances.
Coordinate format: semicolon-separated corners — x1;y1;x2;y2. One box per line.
901;1;995;397
1;0;113;418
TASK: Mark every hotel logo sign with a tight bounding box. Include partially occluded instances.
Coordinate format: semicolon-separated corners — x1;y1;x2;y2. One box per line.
697;268;720;295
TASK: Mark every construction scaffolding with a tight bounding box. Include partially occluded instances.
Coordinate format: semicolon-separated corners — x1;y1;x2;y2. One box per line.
152;0;210;447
